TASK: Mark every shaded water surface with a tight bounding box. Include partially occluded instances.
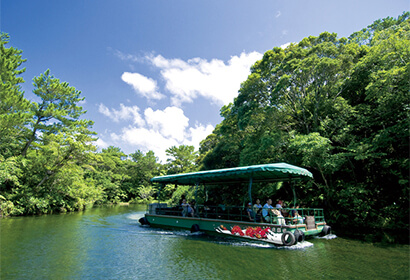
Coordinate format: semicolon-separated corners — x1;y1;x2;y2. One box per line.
1;205;409;279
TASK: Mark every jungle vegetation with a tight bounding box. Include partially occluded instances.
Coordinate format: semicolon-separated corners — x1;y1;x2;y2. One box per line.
1;13;409;235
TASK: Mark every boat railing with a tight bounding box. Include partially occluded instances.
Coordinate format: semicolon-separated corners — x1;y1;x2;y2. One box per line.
147;203;325;225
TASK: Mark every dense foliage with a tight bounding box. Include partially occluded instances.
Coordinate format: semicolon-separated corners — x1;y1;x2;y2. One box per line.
0;33;169;215
198;13;410;232
1;14;409;236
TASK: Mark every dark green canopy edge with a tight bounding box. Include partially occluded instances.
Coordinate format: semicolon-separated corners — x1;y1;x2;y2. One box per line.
151;163;313;185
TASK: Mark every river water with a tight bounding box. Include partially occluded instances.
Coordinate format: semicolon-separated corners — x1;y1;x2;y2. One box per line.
1;204;409;280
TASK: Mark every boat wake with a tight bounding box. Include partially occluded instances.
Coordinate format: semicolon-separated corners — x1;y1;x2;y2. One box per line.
208;235;314;249
282;241;314;250
127;213;144;220
221;241;276;248
139;227;206;238
315;234;337;240
189;231;206;236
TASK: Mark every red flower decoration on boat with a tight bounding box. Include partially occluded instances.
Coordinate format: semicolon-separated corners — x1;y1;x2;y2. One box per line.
231;225;244;236
227;225;270;239
245;227;256;237
244;226;270;239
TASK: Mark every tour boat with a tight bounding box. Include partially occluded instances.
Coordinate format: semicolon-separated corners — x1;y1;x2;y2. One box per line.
139;163;331;246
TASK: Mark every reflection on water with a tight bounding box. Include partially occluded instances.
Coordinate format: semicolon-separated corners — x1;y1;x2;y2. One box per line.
1;204;409;280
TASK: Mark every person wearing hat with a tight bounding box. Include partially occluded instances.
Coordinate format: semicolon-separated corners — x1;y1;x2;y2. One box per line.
246;202;255;221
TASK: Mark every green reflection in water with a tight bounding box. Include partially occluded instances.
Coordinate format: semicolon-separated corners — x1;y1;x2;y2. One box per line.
166;235;409;279
1;205;409;280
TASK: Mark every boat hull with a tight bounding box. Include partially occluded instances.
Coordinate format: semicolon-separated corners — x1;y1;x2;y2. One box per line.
144;214;327;246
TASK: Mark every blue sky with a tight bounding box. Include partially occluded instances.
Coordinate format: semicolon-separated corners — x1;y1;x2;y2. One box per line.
2;1;408;162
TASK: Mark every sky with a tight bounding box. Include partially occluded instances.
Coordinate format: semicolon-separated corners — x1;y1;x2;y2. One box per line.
1;0;409;162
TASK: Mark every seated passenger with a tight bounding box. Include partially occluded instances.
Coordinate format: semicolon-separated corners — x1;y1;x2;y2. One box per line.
181;199;194;217
253;198;262;213
272;208;286;225
179;195;186;206
253;199;262;221
291;205;304;224
262;198;285;225
262;198;274;222
246;202;255;221
190;200;197;217
276;200;289;217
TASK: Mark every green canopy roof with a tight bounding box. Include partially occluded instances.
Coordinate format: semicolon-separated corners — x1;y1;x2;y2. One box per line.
151;163;313;185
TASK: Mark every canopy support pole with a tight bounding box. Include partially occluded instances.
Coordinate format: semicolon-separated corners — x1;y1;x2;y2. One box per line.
195;182;199;202
157;184;163;204
248;176;253;205
291;183;297;207
248;176;257;223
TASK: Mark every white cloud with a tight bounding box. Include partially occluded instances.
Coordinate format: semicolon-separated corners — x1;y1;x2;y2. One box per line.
121;72;165;100
98;103;111;117
113;49;142;62
95;138;109;150
100;51;262;161
117;126;179;162
144;106;189;142
280;42;292;49
146;52;263;106
186;124;215;150
98;103;145;126
97;105;214;162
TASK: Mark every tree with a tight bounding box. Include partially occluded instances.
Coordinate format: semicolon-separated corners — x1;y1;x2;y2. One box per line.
348;12;409;46
199;104;243;170
201;31;361;171
18;70;97;205
197;14;409;233
165;145;198;174
21;70;90;157
90;146;128;203
0;57;100;215
234;32;362;138
340;17;410;229
0;33;32;158
123;150;163;201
